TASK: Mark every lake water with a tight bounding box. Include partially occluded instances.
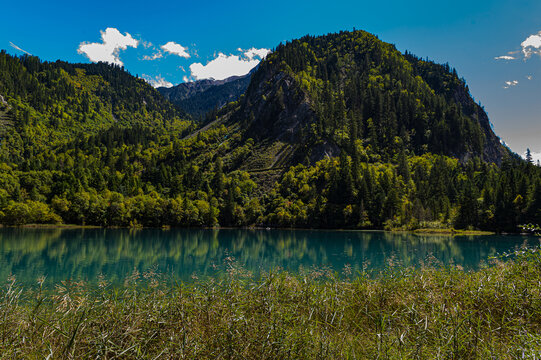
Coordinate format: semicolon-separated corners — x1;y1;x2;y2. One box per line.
0;228;538;286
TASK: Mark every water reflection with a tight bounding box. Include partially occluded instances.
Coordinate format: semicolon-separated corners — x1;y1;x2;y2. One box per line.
0;228;537;286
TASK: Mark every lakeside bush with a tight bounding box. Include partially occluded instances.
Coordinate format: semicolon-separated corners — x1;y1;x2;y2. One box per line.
1;249;541;358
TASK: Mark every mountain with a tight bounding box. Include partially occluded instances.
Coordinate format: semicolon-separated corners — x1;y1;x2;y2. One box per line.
0;31;539;232
0;52;193;151
214;31;508;172
158;70;254;119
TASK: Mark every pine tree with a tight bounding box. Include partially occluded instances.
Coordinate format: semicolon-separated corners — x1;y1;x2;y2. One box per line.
455;180;479;229
526;148;533;163
212;157;225;196
397;147;410;183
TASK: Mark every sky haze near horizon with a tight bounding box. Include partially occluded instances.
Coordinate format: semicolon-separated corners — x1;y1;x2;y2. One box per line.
1;0;540;158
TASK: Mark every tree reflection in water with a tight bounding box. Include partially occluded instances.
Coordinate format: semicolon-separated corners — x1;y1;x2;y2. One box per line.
0;228;535;286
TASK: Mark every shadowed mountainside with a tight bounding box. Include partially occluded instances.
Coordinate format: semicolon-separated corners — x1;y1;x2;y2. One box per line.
158;70;254;119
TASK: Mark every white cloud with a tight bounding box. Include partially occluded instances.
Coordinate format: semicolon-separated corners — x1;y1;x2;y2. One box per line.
161;42;190;58
141;41;153;49
9;41;32;55
494;55;516;60
190;53;258;80
77;28;138;66
143;52;163;60
521;31;541;59
141;74;174;88
495;31;541;63
503;80;519;89
189;48;270;81
244;47;270;60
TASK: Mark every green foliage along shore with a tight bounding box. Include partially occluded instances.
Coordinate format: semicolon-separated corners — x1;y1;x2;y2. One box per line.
2;247;541;358
0;30;540;231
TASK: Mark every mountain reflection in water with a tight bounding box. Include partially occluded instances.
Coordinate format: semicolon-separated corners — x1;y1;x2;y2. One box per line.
0;228;536;286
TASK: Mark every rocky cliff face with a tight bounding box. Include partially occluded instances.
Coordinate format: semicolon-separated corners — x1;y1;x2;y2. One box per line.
238;71;312;142
228;64;342;167
450;86;508;164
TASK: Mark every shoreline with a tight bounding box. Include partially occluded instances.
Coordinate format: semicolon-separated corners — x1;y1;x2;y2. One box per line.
0;224;102;229
410;228;496;235
0;224;522;236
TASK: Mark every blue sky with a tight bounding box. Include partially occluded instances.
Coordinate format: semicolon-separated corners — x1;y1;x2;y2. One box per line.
1;0;541;158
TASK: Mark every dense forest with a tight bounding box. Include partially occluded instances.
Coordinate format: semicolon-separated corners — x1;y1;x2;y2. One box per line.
0;30;539;231
235;31;506;164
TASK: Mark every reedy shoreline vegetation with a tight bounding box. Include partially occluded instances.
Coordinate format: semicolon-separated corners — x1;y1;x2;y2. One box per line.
2;248;541;359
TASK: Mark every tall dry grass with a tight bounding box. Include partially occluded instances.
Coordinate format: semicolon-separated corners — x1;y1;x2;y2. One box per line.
1;250;541;359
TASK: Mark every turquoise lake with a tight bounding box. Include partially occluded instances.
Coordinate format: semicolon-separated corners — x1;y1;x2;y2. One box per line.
0;228;538;286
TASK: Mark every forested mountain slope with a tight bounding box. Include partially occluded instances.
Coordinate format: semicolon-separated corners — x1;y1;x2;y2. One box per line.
219;31;508;171
0;52;193;158
158;71;252;120
0;31;539;232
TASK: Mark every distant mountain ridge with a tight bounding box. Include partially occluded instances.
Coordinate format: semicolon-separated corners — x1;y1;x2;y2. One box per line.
158;69;255;119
